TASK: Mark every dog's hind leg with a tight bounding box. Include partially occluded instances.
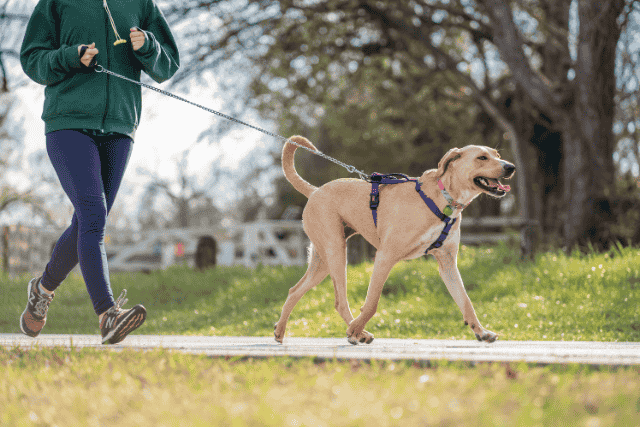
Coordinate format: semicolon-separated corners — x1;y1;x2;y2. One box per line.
321;234;375;345
274;244;329;343
346;249;396;344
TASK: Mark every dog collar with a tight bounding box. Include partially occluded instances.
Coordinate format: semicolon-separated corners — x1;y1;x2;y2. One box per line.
437;179;469;216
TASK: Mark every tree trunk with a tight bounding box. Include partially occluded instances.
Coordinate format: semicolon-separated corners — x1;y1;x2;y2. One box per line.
178;199;189;228
561;125;592;246
561;0;622;248
484;0;624;249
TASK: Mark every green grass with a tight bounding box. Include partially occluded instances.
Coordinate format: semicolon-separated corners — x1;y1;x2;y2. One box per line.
2;242;639;342
1;347;639;427
2;244;640;426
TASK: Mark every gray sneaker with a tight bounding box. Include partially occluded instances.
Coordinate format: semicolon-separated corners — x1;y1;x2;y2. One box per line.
100;290;146;344
20;277;54;337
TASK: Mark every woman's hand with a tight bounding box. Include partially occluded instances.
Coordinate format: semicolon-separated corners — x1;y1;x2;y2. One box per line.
130;28;146;51
78;43;99;67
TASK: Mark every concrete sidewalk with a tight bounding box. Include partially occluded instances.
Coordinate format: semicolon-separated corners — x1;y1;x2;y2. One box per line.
1;334;639;365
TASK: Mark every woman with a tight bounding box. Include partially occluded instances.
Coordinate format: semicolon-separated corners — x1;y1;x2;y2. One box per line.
19;0;179;344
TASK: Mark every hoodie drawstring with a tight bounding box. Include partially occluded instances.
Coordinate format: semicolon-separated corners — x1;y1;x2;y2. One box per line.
103;0;127;45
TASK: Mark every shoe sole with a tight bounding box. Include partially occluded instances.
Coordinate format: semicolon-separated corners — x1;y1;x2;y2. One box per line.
102;305;147;345
20;279;42;338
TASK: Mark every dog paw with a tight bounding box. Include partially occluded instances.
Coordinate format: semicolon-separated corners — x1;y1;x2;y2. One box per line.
474;329;498;343
347;330;374;345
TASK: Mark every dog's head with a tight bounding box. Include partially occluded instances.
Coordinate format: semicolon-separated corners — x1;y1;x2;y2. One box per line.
437;145;515;198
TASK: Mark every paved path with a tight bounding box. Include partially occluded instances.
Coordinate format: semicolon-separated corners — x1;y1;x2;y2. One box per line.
1;334;639;365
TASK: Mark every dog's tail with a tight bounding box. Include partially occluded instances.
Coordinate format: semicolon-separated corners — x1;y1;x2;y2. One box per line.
282;136;318;199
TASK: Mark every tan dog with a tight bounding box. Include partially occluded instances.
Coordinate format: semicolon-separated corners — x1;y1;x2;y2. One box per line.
274;136;515;344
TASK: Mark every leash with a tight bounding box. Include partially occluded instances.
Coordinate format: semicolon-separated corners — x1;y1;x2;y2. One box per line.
91;64;370;181
90;64;459;251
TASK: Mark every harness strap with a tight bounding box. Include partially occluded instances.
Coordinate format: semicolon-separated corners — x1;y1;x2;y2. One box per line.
369;173;457;253
369;173;412;227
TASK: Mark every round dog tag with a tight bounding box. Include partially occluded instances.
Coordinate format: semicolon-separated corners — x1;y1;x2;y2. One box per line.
443;205;453;216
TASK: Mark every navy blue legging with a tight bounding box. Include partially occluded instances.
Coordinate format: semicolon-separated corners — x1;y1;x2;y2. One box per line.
41;130;133;315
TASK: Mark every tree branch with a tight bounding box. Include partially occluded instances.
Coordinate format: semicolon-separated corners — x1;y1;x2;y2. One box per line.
360;0;531;243
478;0;561;114
418;1;495;42
0;12;29;21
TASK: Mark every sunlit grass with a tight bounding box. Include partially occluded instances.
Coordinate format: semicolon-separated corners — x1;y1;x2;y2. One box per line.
2;245;640;426
1;347;639;427
1;242;639;342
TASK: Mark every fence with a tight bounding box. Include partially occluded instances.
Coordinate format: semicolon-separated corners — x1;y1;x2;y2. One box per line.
106;220;310;272
1;217;530;274
0;222;309;275
346;216;532;264
459;216;532;244
1;225;60;276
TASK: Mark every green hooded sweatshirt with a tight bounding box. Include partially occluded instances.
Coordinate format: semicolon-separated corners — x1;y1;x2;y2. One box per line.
20;0;180;138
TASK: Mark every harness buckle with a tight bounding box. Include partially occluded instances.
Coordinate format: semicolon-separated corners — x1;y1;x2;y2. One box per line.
370;193;380;210
370;173;383;183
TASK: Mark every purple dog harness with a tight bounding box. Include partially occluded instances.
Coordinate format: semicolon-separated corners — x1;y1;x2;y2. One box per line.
369;173;464;253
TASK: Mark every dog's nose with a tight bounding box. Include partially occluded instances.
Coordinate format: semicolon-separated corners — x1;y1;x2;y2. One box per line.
503;163;516;176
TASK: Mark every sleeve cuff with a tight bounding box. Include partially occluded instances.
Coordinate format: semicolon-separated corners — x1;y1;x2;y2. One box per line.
66;45;84;69
134;27;152;55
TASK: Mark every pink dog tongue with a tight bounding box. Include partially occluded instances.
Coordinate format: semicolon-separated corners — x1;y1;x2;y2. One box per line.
484;178;511;192
488;178;510;192
497;182;510;192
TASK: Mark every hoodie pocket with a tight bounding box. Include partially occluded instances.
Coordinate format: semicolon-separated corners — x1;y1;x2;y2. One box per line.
46;72;105;118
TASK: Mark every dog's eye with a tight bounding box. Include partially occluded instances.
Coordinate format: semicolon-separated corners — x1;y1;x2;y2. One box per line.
477;156;488;160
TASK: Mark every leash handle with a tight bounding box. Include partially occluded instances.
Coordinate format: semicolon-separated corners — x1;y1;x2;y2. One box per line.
79;45;98;68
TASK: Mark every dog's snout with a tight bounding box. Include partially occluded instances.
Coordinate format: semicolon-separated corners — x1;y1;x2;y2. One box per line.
503;163;515;176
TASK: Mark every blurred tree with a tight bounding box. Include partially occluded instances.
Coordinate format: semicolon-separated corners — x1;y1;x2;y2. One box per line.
166;0;503;214
0;95;21;201
614;8;640;176
0;0;66;227
137;149;224;229
223;147;286;222
0;92;37;221
161;1;640;250
0;1;28;218
477;0;627;251
0;0;31;91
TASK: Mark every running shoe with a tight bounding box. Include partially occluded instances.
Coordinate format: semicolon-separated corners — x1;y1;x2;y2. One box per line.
100;289;146;344
20;277;54;337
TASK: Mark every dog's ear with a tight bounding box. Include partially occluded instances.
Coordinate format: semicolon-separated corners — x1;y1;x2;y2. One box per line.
437;147;462;177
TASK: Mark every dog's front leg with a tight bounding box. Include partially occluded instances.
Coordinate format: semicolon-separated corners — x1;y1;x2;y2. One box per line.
346;251;396;345
434;249;498;343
